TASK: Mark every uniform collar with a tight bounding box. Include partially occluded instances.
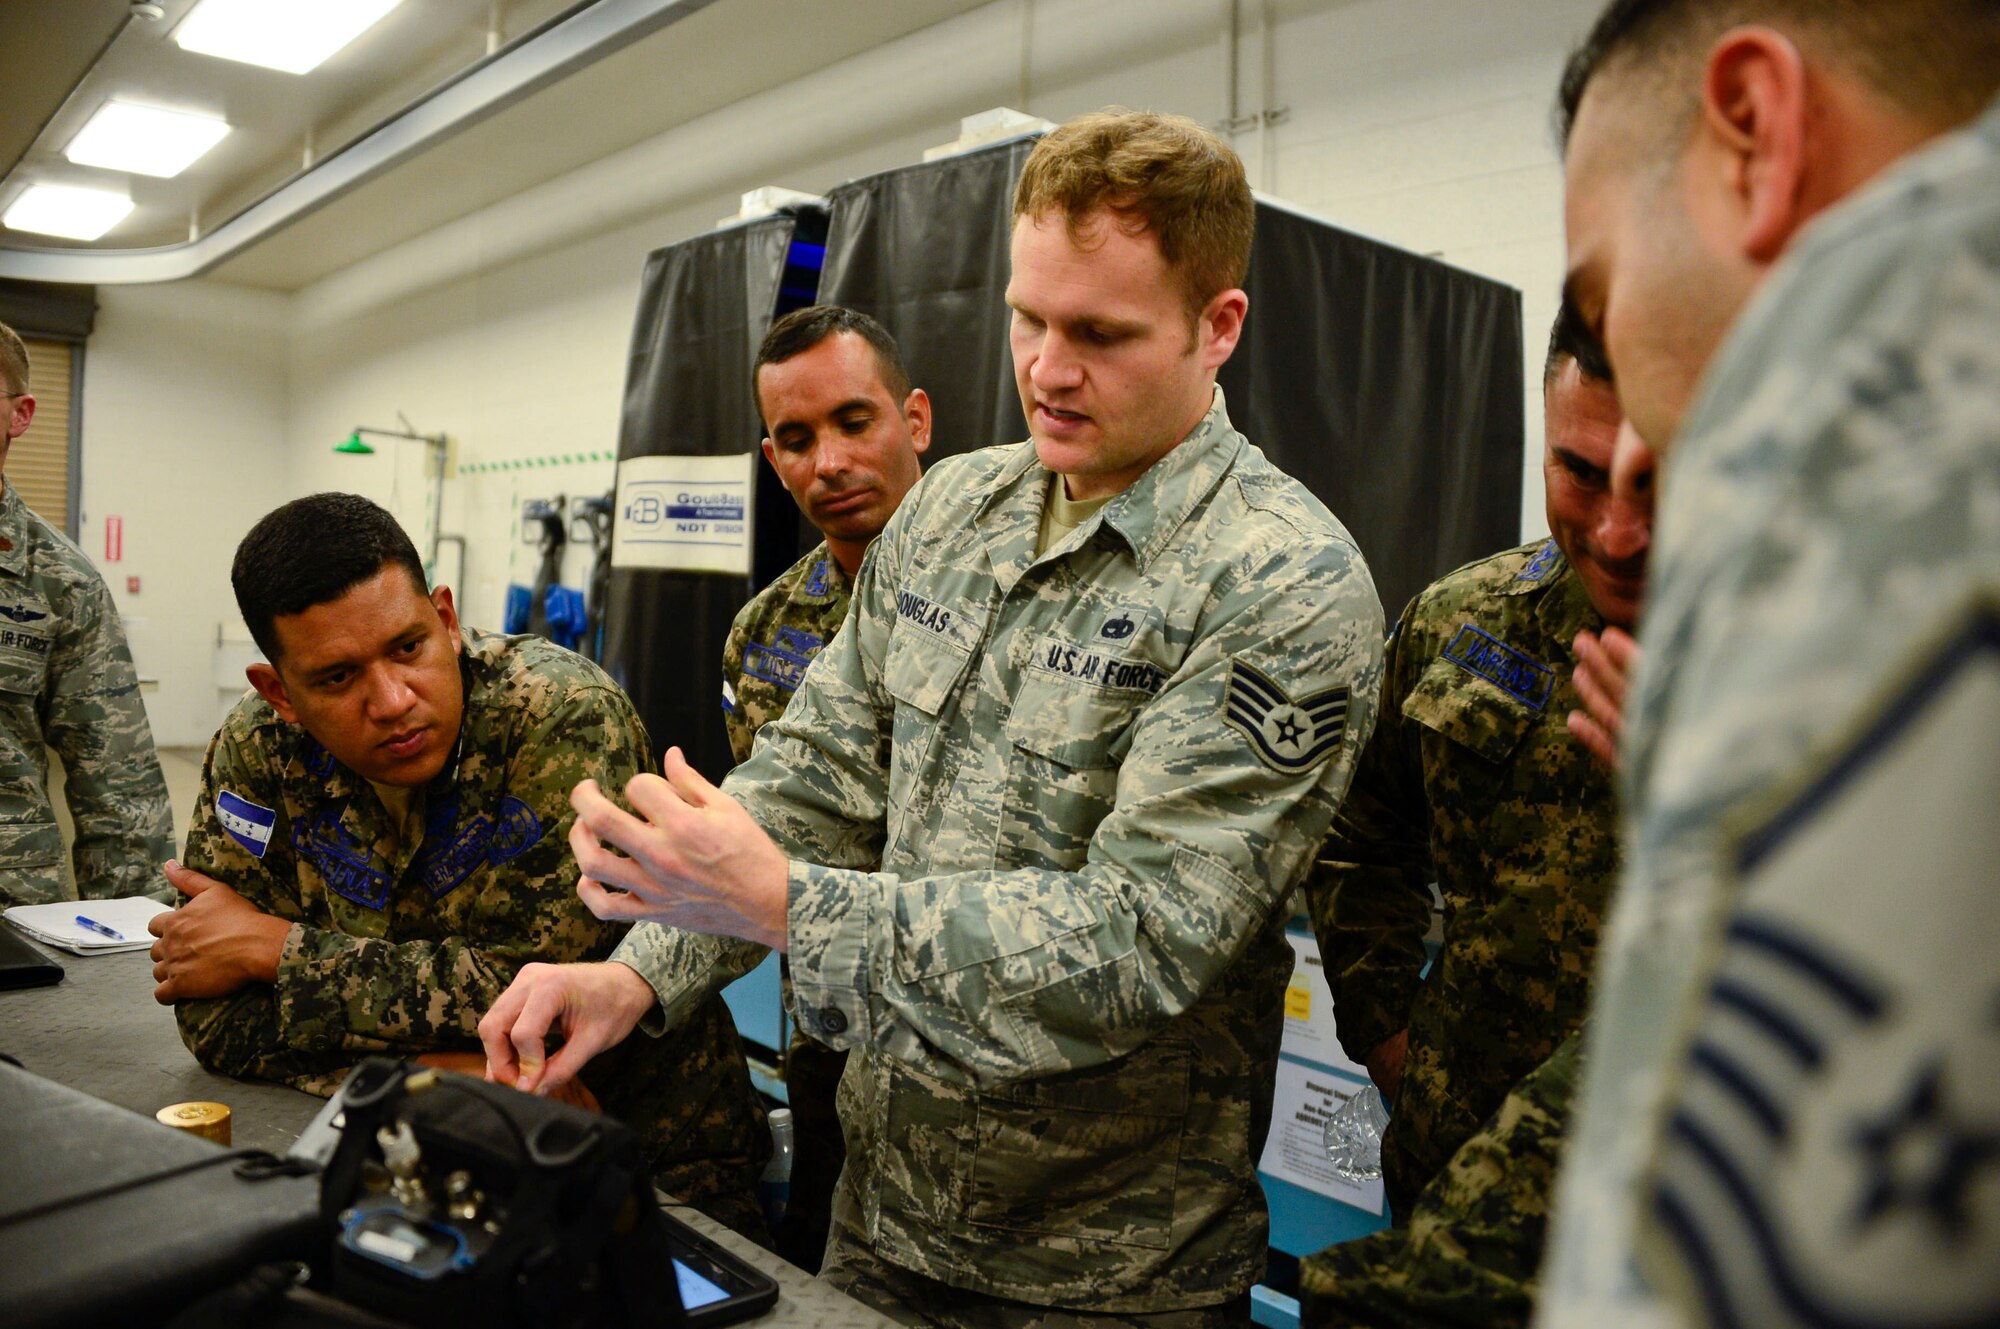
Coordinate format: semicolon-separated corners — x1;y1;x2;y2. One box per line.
972;386;1243;591
0;485;31;578
799;542;850;602
1497;538;1565;598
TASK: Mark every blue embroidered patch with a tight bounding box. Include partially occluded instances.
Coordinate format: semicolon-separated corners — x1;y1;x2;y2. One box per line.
1517;539;1562;583
804;559;832;597
410;796;545;899
302;738;337;780
774;626;823;656
744;641;812;693
1443;625;1554;709
0;602;49;624
488;797;542;864
217;789;276;859
293;809;390;909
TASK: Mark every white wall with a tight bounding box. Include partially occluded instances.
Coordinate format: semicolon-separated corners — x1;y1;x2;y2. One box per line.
78;0;1607;723
80;280;293;747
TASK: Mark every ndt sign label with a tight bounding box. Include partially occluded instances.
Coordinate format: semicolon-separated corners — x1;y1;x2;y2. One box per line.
611;453;754;575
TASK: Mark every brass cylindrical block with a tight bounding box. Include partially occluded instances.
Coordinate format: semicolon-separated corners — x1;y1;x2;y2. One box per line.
156;1100;231;1145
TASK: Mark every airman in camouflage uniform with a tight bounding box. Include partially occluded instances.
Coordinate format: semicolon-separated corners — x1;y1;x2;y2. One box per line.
1542;10;2000;1327
0;325;173;906
176;626;769;1232
723;545;849;764
616;388;1384;1319
1300;1032;1584;1328
1308;537;1617;1222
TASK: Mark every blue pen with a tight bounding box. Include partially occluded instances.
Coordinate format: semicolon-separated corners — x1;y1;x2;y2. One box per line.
74;915;125;942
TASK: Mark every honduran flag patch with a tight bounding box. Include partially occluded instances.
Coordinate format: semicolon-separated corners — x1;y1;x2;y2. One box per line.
217;789;276;859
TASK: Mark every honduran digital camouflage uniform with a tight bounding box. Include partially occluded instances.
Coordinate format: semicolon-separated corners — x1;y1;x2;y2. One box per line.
1308;539;1617;1220
1299;1031;1583;1328
0;483;173;905
617;390;1384;1321
175;627;769;1233
720;539;854;1267
722;541;851;763
1540;95;2000;1329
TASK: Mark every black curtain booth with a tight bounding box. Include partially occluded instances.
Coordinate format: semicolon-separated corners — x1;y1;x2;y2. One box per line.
814;138;1524;621
601;211;826;781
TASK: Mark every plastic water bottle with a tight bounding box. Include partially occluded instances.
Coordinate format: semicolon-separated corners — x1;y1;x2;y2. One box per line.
1323;1084;1391;1183
759;1107;794;1229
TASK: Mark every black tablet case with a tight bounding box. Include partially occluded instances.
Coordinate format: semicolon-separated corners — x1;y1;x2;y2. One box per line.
0;925;63;989
0;1061;322;1328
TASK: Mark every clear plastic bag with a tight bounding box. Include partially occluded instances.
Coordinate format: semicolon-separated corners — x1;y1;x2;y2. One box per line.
1322;1083;1391;1183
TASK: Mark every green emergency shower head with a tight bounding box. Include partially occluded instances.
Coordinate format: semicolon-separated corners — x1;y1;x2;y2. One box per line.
335;431;376;455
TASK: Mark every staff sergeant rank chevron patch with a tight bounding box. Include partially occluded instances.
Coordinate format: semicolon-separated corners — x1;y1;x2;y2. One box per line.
1223;659;1349;774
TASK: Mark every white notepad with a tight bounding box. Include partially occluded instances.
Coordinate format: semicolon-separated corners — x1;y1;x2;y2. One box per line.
3;896;171;955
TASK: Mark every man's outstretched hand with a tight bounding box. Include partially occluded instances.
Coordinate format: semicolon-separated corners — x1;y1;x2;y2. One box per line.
1568;627;1641;771
146;860;291;1003
478;961;657;1095
568;747;791;951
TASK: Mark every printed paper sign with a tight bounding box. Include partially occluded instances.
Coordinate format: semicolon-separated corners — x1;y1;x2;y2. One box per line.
1258;1056;1387;1214
611;453;753;575
1281;931;1371;1079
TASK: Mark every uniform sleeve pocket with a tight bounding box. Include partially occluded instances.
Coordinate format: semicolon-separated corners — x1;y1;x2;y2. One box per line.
1402;655;1539;764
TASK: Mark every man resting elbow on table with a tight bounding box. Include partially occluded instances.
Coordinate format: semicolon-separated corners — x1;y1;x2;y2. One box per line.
146;492;769;1237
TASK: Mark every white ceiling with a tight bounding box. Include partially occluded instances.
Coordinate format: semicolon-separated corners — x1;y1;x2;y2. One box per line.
0;0;994;291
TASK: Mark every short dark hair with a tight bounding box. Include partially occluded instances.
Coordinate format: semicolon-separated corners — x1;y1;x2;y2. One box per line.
233;493;428;663
1558;0;2000;150
755;306;911;405
1545;303;1613;387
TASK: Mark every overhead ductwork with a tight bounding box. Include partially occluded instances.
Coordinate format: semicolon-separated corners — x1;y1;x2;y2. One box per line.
0;0;722;286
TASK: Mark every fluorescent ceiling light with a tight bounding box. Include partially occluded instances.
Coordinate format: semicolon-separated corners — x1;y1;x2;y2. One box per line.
64;101;231;178
3;185;136;241
175;0;404;75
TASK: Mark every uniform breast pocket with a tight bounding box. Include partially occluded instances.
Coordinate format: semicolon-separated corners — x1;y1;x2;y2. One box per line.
1402;654;1539;767
882;627;974;823
1001;672;1145;869
965;1037;1190;1250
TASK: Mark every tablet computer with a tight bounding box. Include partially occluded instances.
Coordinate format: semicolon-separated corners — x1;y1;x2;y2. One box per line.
659;1206;782;1326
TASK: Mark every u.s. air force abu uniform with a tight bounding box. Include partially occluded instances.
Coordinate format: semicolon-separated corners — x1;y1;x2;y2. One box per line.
0;482;173;905
618;390;1384;1318
1538;94;2000;1329
720;539;854;1267
175;627;770;1233
1308;539;1618;1222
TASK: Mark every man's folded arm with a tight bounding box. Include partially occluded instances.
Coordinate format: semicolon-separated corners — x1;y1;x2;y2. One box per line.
179;686;653;1074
